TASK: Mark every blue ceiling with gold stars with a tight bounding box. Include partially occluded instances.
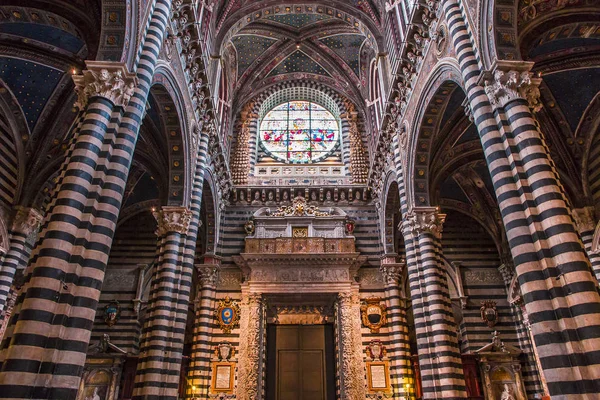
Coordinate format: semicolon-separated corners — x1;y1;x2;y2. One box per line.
0;22;84;54
263;14;331;29
232;35;278;78
0;57;63;130
319;34;365;77
267;51;330;78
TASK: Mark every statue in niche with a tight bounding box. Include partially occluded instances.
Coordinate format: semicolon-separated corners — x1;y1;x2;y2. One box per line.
282;191;289;201
500;384;515;400
86;387;101;400
355;190;361;200
239;191;245;201
267;191;274;202
325;191;332;201
340;191;346;201
311;191;317;201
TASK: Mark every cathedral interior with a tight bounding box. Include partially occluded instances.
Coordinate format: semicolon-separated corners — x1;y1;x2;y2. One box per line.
0;0;599;399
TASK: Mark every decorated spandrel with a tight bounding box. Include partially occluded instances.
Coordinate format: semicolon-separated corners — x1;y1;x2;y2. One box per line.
259;100;339;163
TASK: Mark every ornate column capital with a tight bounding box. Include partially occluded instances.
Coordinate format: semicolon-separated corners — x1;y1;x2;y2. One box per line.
72;61;137;109
403;206;446;238
243;292;263;307
11;206;43;236
572;206;597;233
195;264;219;288
380;262;405;287
482;61;542;112
153;206;193;236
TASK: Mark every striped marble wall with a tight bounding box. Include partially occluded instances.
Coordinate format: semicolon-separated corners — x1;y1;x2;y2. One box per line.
91;211;157;354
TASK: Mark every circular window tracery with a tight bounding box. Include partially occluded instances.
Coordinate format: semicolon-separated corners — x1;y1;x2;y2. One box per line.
259;100;340;163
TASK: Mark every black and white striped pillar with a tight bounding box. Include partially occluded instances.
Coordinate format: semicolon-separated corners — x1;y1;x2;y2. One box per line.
402;207;466;399
133;206;193;400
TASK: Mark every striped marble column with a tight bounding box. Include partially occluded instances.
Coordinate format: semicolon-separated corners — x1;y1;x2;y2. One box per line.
497;262;545;397
0;207;42;316
0;65;135;400
572;206;600;284
402;207;466;399
186;263;219;398
133;206;193;400
235;293;265;400
443;0;600;396
380;258;413;399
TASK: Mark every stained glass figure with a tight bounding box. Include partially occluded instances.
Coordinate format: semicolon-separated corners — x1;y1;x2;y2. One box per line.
259;101;339;163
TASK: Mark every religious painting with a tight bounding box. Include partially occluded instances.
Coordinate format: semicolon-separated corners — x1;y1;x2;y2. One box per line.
366;361;391;393
80;370;110;400
210;362;235;394
215;297;240;334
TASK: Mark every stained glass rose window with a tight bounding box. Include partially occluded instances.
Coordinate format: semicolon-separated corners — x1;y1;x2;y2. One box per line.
259;101;339;163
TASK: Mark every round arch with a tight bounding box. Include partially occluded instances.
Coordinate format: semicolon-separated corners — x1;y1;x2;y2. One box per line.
151;64;193;207
404;61;465;210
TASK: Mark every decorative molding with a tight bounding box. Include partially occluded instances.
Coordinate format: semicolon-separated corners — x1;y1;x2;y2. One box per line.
343;101;368;184
231;102;255;185
338;291;367;400
72;61;137;109
266;196;330;217
235;293;264;400
153;206;193;236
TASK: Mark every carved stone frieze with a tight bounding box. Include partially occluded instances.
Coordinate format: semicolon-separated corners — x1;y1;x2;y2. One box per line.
72;61;137;109
403;207;446;238
249;266;350;283
236;293;264;400
153;206;193;236
338;291;367;400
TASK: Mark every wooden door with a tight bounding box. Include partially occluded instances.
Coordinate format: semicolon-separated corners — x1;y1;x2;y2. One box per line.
266;325;334;400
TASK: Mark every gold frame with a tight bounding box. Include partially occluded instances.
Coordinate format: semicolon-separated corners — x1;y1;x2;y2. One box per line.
360;298;387;333
210;361;235;394
366;361;391;393
215;297;241;334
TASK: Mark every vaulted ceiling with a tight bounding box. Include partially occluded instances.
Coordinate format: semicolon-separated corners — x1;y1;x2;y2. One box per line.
216;3;382;113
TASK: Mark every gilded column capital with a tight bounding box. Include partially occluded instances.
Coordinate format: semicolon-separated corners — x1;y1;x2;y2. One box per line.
572;206;597;233
72;61;137;109
11;206;43;236
403;206;446;238
482;61;542;112
153;206;193;236
195;265;219;288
